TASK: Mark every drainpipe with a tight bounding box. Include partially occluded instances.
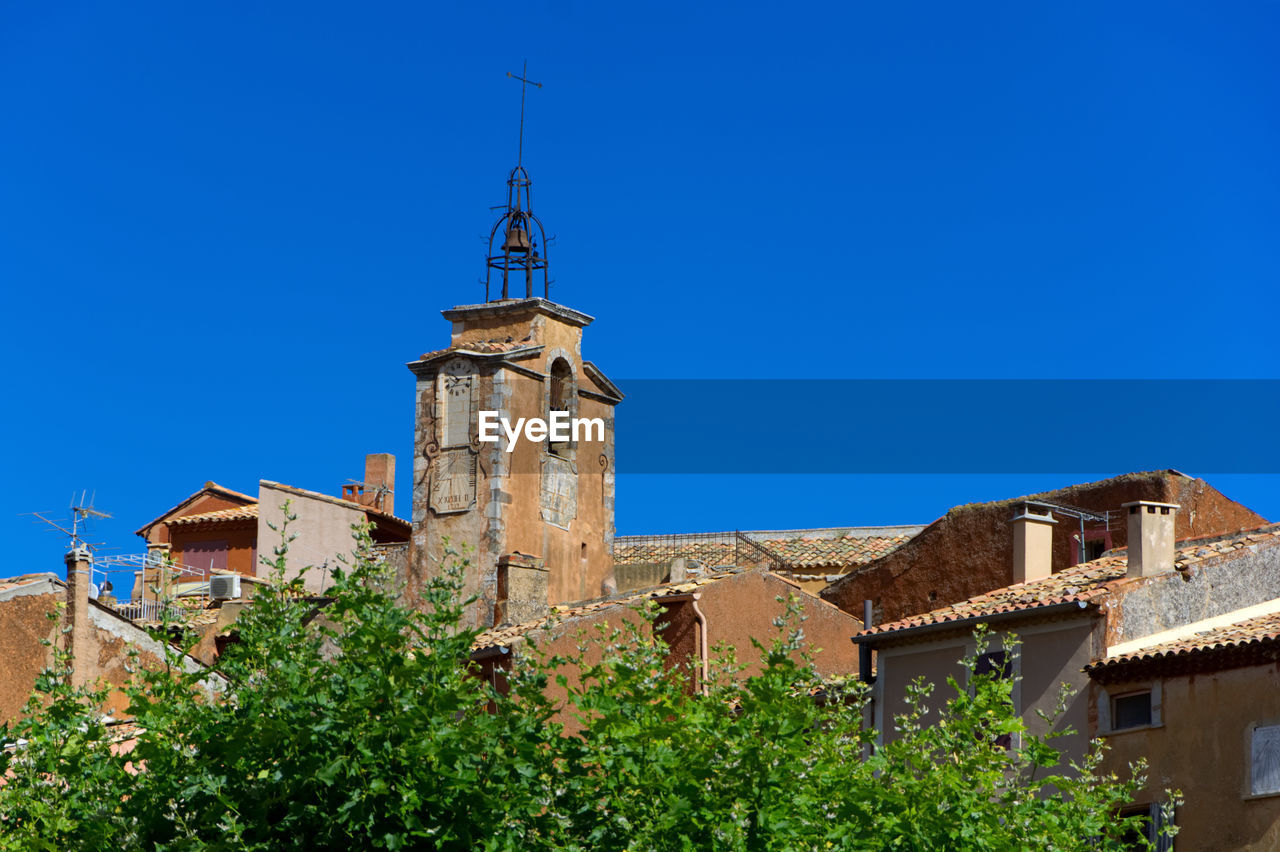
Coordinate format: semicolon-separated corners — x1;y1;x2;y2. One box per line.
859;599;874;684
690;593;709;695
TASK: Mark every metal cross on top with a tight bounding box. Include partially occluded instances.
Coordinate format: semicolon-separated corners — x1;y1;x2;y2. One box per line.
507;60;542;167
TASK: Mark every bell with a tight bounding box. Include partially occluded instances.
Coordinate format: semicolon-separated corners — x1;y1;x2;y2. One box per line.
503;225;531;253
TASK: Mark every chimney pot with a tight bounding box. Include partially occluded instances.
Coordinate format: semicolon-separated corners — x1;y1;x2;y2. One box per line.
1010;503;1057;584
1123;501;1179;578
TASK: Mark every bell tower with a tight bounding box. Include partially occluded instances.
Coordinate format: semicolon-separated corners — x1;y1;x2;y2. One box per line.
406;66;623;628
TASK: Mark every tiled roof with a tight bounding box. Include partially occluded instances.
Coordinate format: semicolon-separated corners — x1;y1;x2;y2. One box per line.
167;505;260;526
1090;609;1280;671
612;528;921;571
755;533;915;569
474;567;754;651
135;481;257;537
612;540;741;568
418;336;539;361
861;524;1280;639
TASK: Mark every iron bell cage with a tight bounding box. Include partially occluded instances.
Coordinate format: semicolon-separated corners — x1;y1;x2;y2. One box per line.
486;165;550;301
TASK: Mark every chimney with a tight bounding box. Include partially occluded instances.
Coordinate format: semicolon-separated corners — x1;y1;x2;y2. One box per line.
364;453;394;514
494;552;548;625
64;546;93;689
343;453;396;515
1123;501;1179;578
1010;503;1057;584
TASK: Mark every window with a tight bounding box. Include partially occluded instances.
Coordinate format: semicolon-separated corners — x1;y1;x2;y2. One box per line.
548;358;574;458
1251;724;1280;796
1112;691;1153;730
976;650;1012;680
1119;803;1173;851
1072;529;1113;564
974;650;1014;748
179;539;228;579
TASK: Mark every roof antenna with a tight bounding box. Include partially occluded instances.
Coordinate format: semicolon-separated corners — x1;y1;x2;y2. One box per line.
26;491;112;554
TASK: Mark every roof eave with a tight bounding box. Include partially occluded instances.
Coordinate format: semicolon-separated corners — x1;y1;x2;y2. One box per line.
853;599;1098;646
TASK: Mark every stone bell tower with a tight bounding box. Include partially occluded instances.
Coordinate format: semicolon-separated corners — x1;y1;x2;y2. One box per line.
406;78;621;628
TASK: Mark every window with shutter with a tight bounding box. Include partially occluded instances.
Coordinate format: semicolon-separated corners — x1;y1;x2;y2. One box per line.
1252;724;1280;796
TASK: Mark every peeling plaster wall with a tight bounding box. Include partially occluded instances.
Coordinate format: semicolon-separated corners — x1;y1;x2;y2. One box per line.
0;581;210;725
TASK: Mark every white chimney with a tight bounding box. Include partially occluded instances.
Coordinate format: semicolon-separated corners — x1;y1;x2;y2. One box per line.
1010;503;1057;584
1123;501;1179;578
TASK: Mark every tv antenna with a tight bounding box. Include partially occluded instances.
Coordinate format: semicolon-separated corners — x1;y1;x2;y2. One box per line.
26;490;112;553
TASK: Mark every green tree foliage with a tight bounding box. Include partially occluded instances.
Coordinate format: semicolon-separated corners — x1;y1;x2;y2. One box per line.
0;513;1171;850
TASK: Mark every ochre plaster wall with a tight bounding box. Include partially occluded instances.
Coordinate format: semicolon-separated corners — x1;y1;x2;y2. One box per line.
0;591;59;724
0;586;178;725
479;572;863;729
1099;664;1280;851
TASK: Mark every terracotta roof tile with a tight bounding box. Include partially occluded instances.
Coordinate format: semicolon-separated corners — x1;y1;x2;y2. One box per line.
419;337;539;361
612;540;741;568
755;534;915;569
612;529;919;571
1091;609;1280;670
862;523;1280;639
167;505;260;526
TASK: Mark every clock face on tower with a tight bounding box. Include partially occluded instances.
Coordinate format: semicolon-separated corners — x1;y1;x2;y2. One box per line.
429;448;477;514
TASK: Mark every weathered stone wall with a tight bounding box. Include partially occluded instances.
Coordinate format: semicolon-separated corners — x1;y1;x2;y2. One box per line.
1109;536;1280;646
409;300;619;628
613;562;669;593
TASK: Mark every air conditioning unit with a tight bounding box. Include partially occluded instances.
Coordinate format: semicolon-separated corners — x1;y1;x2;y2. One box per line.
209;574;241;601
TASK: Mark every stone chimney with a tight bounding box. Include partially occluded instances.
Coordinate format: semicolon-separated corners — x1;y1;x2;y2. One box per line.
64;546;93;689
1010;503;1057;584
1124;500;1179;578
494;552;548;625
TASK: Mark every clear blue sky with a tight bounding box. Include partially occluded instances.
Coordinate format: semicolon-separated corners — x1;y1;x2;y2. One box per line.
3;2;1277;569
